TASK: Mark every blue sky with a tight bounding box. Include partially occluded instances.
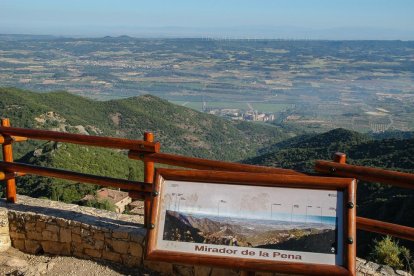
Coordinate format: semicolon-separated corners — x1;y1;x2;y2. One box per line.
1;0;413;39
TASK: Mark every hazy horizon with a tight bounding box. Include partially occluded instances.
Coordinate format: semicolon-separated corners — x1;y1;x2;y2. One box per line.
1;0;413;40
1;30;413;41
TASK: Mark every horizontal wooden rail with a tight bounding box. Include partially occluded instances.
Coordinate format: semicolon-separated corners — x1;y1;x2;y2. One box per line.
0;135;27;144
0;126;160;153
357;217;414;241
129;151;303;175
315;160;414;190
0;161;152;194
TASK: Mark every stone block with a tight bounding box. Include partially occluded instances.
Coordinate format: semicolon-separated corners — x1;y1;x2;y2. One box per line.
24;240;42;254
72;233;82;243
93;232;105;241
69;220;81;227
173;264;195;276
111;239;129;254
121;254;140;267
89;224;99;230
94;239;104;250
365;261;381;273
9;231;25;239
27;231;42;240
112;230;129;239
71;242;82;251
56;218;68;227
81;238;95;249
396;270;410;276
144;260;173;275
45;224;60;233
36;221;46;232
81;223;90;230
25;222;36;231
84;248;102;258
102;250;121;263
128;243;142;257
41;241;71;255
80;228;90;237
60;228;72;243
71;226;81;235
73;249;89;259
211;268;239;276
46;217;56;224
380;265;396;275
194;266;213;276
130;232;145;244
42;230;59;241
12;239;25;250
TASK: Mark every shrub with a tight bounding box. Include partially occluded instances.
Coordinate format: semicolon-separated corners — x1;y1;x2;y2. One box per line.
371;236;413;272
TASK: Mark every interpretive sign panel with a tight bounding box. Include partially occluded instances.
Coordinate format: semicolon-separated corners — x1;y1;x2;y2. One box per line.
146;169;356;275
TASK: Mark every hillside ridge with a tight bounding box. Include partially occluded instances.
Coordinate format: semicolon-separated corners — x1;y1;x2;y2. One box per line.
0;87;292;161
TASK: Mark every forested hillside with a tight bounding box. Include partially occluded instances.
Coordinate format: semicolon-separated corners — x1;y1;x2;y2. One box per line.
0;87;293;203
15;142;143;203
0;87;294;160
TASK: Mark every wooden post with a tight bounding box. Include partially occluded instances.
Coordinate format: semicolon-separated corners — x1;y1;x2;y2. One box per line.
333;152;346;164
333;152;356;274
346;180;357;276
144;132;155;227
1;118;16;203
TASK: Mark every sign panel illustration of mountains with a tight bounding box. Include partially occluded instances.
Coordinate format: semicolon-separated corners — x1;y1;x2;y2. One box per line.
163;210;337;254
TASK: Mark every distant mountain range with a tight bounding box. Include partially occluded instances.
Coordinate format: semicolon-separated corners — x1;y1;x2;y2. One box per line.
2;25;414;40
164;210;335;254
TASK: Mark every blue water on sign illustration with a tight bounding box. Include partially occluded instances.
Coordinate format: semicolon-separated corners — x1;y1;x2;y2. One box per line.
176;211;337;230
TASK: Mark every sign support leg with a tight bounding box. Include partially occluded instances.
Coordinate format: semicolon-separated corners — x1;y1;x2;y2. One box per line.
144;132;155;227
1;118;16;203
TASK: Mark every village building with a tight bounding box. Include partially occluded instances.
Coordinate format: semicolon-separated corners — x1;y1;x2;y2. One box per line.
81;188;132;213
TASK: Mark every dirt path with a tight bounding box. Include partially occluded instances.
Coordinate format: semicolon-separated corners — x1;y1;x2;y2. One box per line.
0;247;157;276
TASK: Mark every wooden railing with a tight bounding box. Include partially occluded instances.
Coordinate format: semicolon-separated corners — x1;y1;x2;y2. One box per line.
315;152;414;242
0;118;299;226
0;118;159;206
1;118;413;246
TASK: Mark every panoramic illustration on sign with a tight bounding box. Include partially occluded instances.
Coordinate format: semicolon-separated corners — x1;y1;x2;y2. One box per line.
155;180;344;265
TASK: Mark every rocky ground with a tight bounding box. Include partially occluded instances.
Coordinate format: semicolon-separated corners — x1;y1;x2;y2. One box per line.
0;247;157;276
1;246;412;276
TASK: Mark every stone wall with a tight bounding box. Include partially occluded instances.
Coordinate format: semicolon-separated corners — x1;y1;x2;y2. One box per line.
1;195;145;268
0;195;411;276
